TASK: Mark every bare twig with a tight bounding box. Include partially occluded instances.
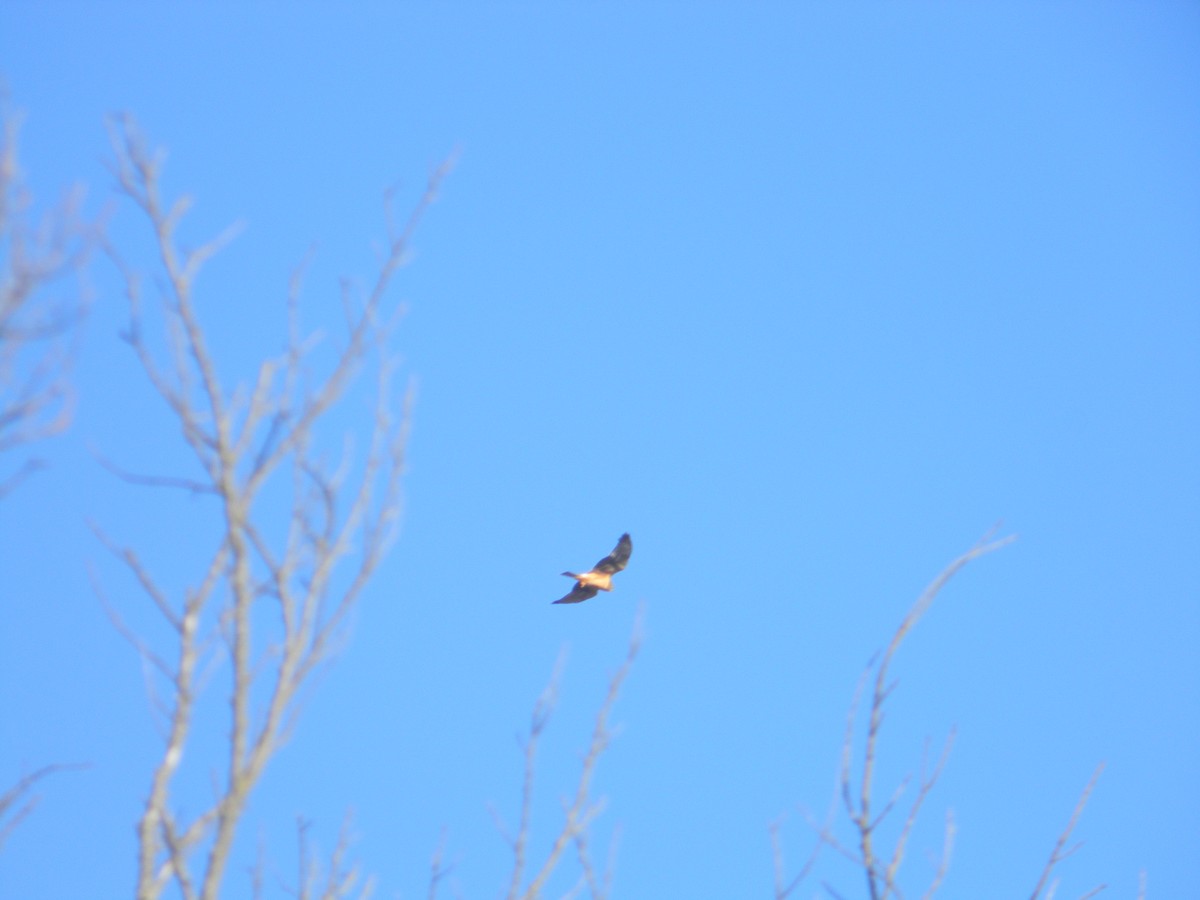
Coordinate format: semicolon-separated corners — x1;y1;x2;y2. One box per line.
427;830;453;900
503;612;642;900
91;444;217;495
504;651;565;900
919;810;954;900
883;731;955;896
1028;763;1106;900
0;763;90;853
570;821;604;900
0;95;97;495
771;813;825;900
292;813;373;900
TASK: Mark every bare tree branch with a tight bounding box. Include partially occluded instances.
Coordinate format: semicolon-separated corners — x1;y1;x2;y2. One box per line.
771;812;824;900
504;652;565;900
1028;763;1106;900
426;830;454;900
846;528;1015;900
570;813;619;900
0;94;98;495
500;613;642;900
290;814;374;900
883;731;955;895
0;763;90;853
777;528;1015;899
919;809;954;900
91;444;218;495
95;114;449;900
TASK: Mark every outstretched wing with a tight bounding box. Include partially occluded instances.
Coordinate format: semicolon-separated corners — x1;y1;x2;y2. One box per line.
592;533;632;575
553;582;600;605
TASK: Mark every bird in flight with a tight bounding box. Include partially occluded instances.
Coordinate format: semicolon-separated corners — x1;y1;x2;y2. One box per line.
553;533;633;604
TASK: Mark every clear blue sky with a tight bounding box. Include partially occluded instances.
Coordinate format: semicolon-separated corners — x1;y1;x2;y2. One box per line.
2;4;1197;898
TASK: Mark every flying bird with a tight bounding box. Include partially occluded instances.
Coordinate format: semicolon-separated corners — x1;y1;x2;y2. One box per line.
553;533;633;604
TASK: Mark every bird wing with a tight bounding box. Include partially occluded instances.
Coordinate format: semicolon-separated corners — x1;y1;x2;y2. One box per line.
553;583;599;605
592;533;632;575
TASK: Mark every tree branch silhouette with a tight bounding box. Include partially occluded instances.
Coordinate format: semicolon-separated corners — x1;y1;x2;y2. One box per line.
97;114;450;900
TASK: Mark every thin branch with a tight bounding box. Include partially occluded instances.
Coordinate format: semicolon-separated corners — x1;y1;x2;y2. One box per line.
161;814;198;900
852;527;1015;899
90;519;183;631
92;444;217;495
773;777;844;900
780;529;1014;899
244;158;452;498
518;612;642;900
91;562;175;713
0;763;89;852
600;824;622;900
0;456;42;498
427;830;452;900
570;823;604;900
883;731;956;894
1028;763;1106;900
504;651;565;900
919;810;954;900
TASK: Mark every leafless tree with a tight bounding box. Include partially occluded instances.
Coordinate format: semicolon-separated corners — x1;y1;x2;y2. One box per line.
92;114;450;900
0;96;95;497
491;613;642;900
0;94;97;859
772;529;1107;899
3;96;1117;900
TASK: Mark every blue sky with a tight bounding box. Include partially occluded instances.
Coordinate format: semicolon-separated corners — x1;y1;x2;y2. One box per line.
2;3;1198;898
